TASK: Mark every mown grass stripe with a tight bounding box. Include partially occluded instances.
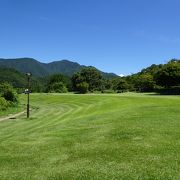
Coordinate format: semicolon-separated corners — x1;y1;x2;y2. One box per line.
0;93;180;179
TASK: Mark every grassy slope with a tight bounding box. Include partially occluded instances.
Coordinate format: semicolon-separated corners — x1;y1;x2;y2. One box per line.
0;93;180;179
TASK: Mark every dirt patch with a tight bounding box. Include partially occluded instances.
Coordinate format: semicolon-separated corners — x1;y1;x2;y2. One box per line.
0;111;25;122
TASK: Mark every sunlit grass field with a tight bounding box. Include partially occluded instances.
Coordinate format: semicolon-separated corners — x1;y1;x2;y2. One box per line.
0;93;180;179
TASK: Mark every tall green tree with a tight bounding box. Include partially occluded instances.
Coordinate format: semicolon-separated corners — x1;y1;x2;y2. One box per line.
46;74;70;93
112;78;130;92
72;67;103;92
134;74;155;92
154;60;180;87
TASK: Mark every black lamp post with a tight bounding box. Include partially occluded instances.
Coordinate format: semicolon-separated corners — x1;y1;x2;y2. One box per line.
26;73;32;118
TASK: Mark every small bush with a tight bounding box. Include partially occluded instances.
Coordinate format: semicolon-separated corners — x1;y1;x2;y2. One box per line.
0;83;18;103
0;97;10;111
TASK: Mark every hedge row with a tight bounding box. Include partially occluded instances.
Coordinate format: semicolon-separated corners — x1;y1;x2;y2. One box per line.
155;86;180;95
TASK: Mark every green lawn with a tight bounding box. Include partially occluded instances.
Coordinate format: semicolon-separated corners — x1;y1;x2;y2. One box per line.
0;93;180;179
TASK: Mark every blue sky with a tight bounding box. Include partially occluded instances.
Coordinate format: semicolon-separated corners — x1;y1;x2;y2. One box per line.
0;0;180;75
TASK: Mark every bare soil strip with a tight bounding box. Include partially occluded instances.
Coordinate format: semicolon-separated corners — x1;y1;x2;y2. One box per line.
0;111;25;122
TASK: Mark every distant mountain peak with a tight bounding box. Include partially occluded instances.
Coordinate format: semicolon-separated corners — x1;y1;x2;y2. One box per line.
0;58;118;78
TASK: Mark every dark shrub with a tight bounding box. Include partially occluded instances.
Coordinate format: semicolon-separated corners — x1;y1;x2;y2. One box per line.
155;86;180;95
0;83;17;102
49;82;68;93
76;82;89;94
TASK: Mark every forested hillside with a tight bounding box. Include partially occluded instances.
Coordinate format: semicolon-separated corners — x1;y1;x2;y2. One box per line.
0;58;117;78
0;67;46;92
0;67;27;88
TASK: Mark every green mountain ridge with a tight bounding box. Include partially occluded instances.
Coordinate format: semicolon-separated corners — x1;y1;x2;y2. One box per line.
0;58;117;78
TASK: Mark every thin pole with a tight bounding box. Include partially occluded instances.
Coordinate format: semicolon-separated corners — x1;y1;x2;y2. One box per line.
27;76;30;118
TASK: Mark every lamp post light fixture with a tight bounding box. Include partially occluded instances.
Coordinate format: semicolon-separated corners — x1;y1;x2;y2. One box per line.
25;72;32;118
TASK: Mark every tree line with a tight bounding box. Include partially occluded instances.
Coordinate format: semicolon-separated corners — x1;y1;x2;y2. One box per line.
0;59;180;95
46;59;180;94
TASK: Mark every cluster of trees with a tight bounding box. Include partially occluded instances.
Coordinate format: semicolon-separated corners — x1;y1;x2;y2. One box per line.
43;67;104;94
0;59;179;95
45;74;70;93
69;59;179;94
125;59;180;94
72;67;103;93
114;60;179;93
0;83;18;111
70;59;180;94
